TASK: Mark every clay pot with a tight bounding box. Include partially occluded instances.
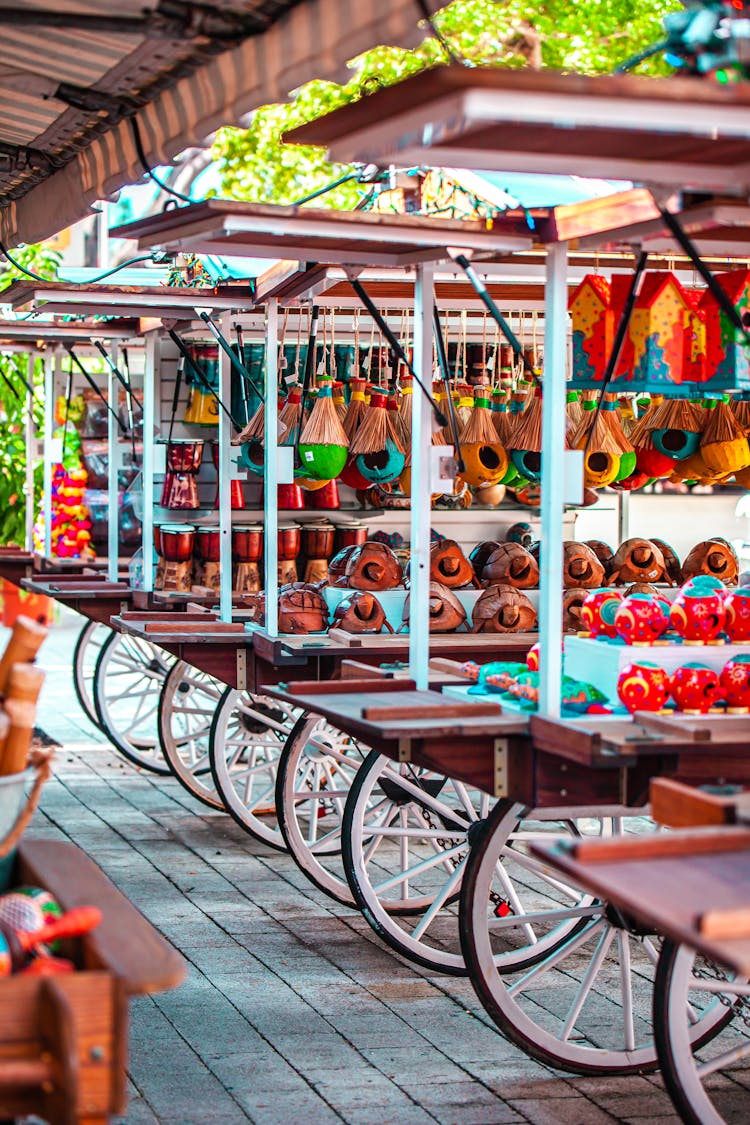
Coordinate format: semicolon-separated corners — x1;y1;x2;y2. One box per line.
482;543;539;589
682;539;739;587
346;542;403;591
617;661;671;713
430;540;477;589
469;541;501;576
563;541;605;589
614;594;669;644
471;584;537;633
506;522;534;549
622;583;660;598
720;655;750;710
585;540;615;580
278;583;329;634
670;663;722;713
609;538;667;585
670;586;726;643
331;592;392;634
562;587;589;632
650;538;682;585
724;587;750;642
328;545;358;586
403;582;467;633
580;590;623;638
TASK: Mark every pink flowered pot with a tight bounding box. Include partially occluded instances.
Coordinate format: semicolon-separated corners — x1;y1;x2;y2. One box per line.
669;588;726;643
614;594;669;645
580;590;623;638
617;661;671;713
720;655;750;710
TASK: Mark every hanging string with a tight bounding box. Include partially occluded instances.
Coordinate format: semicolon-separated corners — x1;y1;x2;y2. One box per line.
293;308;303;380
330;308;337;379
278;307;290;383
365;318;375;379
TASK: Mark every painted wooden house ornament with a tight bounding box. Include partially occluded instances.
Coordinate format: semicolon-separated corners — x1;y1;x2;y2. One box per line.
699;270;750;394
613;272;695;391
569;275;613;386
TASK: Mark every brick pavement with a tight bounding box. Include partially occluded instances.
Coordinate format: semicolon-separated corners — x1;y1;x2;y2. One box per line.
26;611;693;1124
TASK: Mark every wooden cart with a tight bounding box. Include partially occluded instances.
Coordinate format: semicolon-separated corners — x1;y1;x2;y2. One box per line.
0;837;184;1125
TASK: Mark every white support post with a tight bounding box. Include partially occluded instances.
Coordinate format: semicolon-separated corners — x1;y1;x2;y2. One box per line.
409;263;435;691
218;312;233;623
24;351;35;552
42;352;57;559
107;344;119;582
617;490;631;544
538;243;568;718
264;299;279;638
142;332;157;592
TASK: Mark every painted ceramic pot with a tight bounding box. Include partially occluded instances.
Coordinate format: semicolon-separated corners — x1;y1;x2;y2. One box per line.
720;655;750;710
670;663;722;713
506;522;534;549
614;594;669;645
724;588;750;642
580;590;623;638
669;587;726;642
681;575;726;594
526;643;540;671
617;661;671;713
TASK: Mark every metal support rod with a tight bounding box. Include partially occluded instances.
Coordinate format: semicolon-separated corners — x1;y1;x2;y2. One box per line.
538;243;568;719
348;276;447;425
107;345;119;583
432;307;465;472
197;312;264;400
6;354;35;398
93;340;143;412
42;353;57;559
65;346;127;433
450;253;539;384
618;491;631;545
142;333;157;593
218;313;233;623
264;299;280;638
168;327;239;428
409;263;435;691
24;352;35;552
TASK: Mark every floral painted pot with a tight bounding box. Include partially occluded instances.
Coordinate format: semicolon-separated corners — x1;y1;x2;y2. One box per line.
720;655;750;710
669;587;726;643
724;588;750;642
617;661;671;713
614;594;669;645
670;663;722;713
580;590;623;638
526;643;540;671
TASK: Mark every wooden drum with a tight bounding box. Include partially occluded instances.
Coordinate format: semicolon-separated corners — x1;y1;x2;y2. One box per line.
232;524;264;595
195;527;221;592
160;439;204;510
302;521;336;584
158;524;195;593
278;522;301;585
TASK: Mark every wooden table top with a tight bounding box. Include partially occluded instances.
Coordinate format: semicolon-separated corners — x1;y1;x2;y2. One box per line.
531;830;750;977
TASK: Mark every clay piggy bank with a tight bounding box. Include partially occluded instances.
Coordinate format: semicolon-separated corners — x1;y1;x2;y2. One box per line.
720;655;750;711
617;661;671;713
724;588;750;642
580;590;623;638
669;586;726;643
614;594;669;645
670;663;722;713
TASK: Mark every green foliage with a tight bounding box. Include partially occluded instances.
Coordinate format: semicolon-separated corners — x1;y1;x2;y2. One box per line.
0;243;58;544
213;0;681;207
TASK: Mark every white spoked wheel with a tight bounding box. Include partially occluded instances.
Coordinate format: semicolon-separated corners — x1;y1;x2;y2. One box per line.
209;688;301;850
654;940;749;1124
73;620;111;728
275;713;371;906
341;751;496;975
460;800;733;1075
157;661;225;809
93;631;174;774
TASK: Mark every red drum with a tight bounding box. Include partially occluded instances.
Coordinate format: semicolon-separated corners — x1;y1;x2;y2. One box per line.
277;484;304;510
153;525;163;556
302;522;335;562
233;525;264;563
159;524;196;562
305;479;340;510
334;521;367;555
195;527;221;563
278;523;301;561
166;439;204;472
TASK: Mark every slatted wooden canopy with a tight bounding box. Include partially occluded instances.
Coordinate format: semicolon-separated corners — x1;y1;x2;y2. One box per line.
286;67;750;193
3;280;254;320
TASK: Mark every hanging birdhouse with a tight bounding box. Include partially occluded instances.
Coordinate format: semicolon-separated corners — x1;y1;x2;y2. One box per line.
700;397;750;475
457;386;508;489
572;395;621;489
344;389;406;485
297;377;349;481
699;270;750;394
647;397;703;461
568;275;613;387
509;387;543;481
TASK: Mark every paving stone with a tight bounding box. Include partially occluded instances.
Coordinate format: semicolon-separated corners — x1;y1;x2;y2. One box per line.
508;1096;617;1124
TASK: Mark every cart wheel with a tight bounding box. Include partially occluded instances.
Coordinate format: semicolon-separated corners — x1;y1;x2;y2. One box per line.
342;751;496;975
93;631;174;774
654;939;750;1124
209;687;301;850
460;800;733;1075
157;661;225;809
275;713;370;906
73;620;111;728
